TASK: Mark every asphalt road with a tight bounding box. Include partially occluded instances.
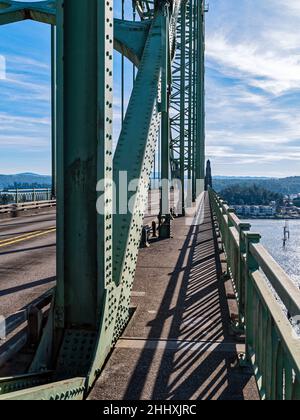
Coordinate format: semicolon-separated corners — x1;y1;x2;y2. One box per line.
0;192;162;320
0;211;56;318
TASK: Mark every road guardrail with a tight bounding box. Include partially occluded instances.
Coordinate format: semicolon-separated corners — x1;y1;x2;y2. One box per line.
0;200;56;218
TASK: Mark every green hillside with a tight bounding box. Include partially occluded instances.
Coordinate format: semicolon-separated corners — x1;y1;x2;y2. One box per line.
219;185;283;206
0;173;51;190
213;176;300;195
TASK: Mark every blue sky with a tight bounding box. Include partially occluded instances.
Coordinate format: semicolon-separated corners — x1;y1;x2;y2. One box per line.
0;0;300;177
206;0;300;177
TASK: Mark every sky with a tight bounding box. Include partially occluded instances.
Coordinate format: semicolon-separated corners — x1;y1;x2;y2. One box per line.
0;0;300;177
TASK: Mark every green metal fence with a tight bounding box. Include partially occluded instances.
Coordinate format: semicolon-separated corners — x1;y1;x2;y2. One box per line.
209;189;300;400
0;189;52;205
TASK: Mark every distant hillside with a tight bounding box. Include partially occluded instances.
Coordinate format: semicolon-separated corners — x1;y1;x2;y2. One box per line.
213;176;300;195
0;173;51;190
219;185;283;206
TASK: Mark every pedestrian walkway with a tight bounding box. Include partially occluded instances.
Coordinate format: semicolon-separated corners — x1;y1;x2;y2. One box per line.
89;192;259;400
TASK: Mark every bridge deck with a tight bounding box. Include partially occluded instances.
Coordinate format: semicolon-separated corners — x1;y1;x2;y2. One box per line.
0;211;56;319
89;192;259;400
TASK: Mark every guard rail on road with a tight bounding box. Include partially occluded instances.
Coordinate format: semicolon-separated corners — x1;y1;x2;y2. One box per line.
0;201;56;218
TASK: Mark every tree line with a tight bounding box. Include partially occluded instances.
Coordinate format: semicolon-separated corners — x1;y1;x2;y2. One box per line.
219;184;284;206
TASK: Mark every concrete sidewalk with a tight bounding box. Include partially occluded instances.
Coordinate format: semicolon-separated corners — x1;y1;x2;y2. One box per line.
89;192;259;400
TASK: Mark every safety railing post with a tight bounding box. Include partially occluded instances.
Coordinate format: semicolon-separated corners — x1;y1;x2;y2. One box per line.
238;222;251;325
226;207;235;268
222;206;233;279
219;200;226;244
245;232;261;360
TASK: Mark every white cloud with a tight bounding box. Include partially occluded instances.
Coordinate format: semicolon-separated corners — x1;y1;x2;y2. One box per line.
206;0;300;176
272;0;300;15
207;34;300;95
0;112;50;149
0;55;6;80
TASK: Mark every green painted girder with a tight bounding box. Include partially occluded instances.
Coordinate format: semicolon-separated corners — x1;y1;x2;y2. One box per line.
160;7;171;220
134;0;155;20
0;0;56;25
112;12;164;334
114;18;151;67
14;0;116;399
0;377;86;401
170;1;195;192
195;0;205;194
0;371;53;397
0;1;149;66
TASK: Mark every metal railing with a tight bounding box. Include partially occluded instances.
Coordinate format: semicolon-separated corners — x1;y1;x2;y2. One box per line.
209;189;300;400
0;200;56;217
0;188;52;205
0;289;54;369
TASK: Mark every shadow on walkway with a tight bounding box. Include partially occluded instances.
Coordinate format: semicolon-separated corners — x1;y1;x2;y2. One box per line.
123;197;255;400
90;193;258;401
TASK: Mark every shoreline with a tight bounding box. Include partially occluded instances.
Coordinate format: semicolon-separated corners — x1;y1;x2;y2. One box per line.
240;216;300;220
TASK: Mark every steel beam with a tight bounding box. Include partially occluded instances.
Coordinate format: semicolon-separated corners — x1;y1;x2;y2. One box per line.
0;1;149;67
112;11;164;330
179;1;186;216
51;25;57;199
195;0;205;197
0;0;56;25
170;0;197;211
159;4;172;237
192;0;197;201
29;0;115;389
187;0;194;206
114;19;151;67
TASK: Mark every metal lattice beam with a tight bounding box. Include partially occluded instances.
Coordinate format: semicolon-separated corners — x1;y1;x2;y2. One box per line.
170;0;205;208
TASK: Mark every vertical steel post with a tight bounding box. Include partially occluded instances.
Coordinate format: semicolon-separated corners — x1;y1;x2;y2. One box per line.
200;1;206;192
192;0;197;202
187;0;193;206
160;4;172;238
195;0;205;197
55;0;113;329
51;25;57;199
132;0;136;84
121;0;125;124
180;1;186;216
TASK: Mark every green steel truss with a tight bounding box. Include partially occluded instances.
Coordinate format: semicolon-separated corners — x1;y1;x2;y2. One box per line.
0;0;206;400
170;0;193;210
170;0;206;207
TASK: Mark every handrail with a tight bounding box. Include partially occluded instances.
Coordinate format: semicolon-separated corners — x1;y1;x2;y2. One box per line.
209;188;300;400
0;200;56;217
0;288;54;370
250;242;300;317
0;188;52;205
249;269;300;399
